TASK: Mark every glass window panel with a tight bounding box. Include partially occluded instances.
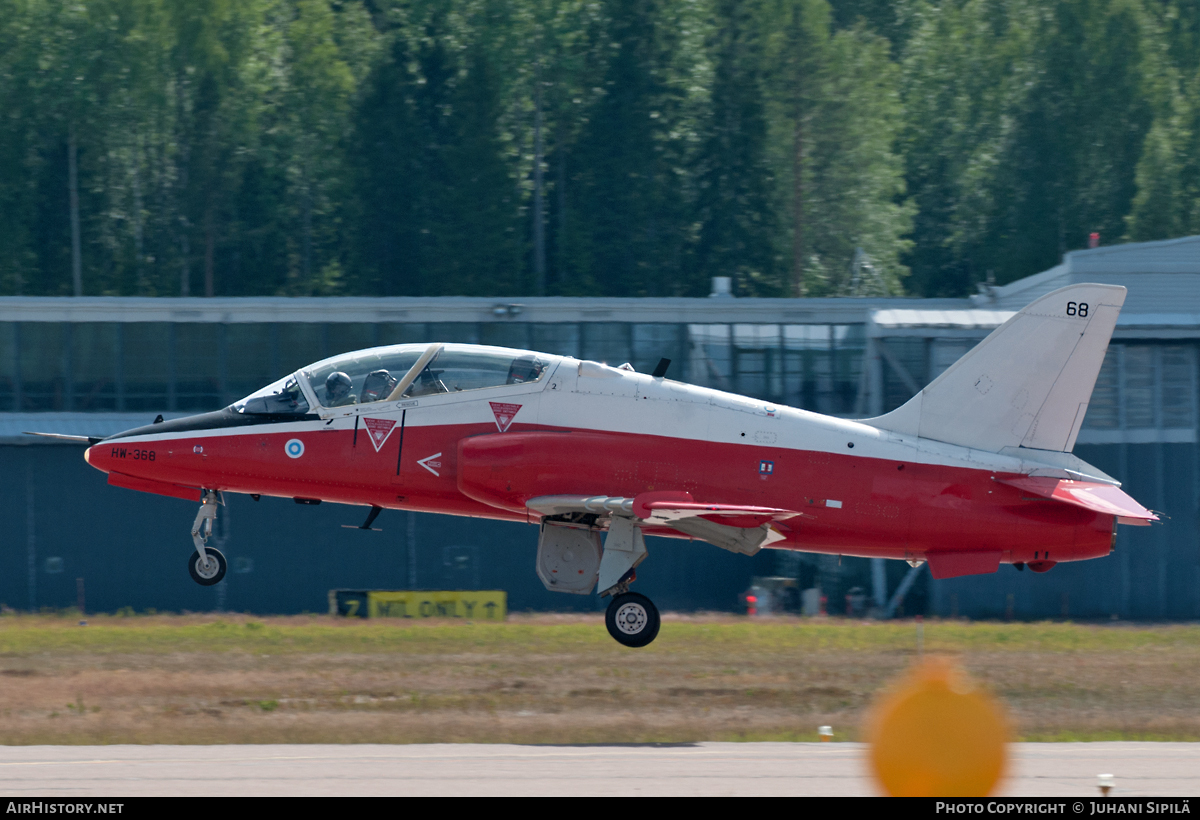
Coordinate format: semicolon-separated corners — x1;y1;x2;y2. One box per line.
427;323;480;345
122;323;169;411
71;323;118;411
277;323;326;377
226;324;275;404
305;344;425;406
174;324;222;411
734;324;779;348
1123;345;1155;428
733;324;778;400
810;346;834;411
480;323;530;350
1160;345;1196;429
782;325;830;410
582;323;631;366
632;323;684;376
929;340;973;380
0;323;15;411
18;323;66;411
688;324;731;390
234;374;310;415
327;324;377;358
530;324;580;358
880;337;926;413
783;324;831;350
1083;347;1119;429
782;349;804;408
305;344;549;405
734;350;770;399
829;325;866;415
377;323;429;346
412;347;548;396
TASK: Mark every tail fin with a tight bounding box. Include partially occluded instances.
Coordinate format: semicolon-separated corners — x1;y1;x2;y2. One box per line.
865;283;1126;453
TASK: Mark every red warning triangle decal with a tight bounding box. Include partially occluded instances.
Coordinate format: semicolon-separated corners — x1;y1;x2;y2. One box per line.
489;402;522;433
362;417;397;452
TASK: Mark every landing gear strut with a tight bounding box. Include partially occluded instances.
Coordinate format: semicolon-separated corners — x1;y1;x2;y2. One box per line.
189;490;227;586
596;515;660;647
605;592;660;648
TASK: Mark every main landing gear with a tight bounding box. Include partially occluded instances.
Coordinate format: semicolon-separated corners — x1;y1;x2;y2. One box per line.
597;516;660;647
536;507;661;647
188;490;227;586
605;591;660;648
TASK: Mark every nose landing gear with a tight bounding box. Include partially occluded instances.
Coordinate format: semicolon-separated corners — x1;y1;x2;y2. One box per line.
188;548;227;586
188;490;227;586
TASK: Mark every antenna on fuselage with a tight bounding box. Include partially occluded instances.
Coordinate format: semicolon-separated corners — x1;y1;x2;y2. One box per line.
651;358;671;378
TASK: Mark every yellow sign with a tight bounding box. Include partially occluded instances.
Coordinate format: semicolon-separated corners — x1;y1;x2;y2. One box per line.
865;657;1009;796
366;590;506;620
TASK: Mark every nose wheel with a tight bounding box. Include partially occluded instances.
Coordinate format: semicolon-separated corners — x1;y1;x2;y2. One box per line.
188;548;227;586
605;592;660;648
188;490;226;586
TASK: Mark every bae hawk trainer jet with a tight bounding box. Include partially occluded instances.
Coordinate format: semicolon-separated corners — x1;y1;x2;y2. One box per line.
37;284;1156;646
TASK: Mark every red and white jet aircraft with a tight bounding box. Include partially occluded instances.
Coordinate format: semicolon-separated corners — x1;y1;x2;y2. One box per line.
43;283;1156;646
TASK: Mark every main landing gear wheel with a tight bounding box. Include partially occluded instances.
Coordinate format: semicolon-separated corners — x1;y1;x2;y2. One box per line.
188;548;227;586
605;592;660;648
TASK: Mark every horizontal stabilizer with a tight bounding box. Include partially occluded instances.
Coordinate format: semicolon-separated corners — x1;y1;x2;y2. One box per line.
998;476;1158;524
865;284;1126;453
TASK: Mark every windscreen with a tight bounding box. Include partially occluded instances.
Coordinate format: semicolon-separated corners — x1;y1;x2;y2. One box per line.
232;375;310;415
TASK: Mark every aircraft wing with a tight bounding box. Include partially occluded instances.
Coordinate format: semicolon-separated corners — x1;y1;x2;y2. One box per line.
997;476;1158;525
526;493;802;556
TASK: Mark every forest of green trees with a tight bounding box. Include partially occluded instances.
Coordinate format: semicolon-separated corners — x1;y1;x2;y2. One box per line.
0;0;1197;299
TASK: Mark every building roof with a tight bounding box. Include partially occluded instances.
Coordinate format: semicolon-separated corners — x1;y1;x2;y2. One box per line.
0;295;963;326
976;235;1200;313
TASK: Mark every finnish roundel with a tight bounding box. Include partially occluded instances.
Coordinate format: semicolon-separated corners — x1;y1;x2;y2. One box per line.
285;439;305;459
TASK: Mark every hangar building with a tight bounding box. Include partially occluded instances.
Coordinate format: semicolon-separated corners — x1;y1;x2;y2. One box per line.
1;235;1197;619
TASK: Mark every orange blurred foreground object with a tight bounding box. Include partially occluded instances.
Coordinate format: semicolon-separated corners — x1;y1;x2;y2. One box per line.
865;656;1008;796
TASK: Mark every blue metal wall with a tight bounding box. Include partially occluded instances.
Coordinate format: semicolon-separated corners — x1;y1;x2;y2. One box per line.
0;443;770;615
929;442;1200;620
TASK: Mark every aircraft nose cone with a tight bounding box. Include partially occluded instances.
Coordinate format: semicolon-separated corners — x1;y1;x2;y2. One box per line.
84;442;112;474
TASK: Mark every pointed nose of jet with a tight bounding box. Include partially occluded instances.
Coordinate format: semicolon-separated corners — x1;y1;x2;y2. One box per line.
84;439;120;475
84;411;209;476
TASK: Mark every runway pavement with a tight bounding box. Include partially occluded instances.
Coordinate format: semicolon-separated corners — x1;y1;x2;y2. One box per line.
0;742;1197;797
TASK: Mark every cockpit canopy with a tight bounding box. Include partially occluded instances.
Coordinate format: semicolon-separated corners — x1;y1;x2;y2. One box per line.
233;343;552;415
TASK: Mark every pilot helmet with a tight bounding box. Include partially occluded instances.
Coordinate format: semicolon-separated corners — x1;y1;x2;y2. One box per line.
325;371;353;403
360;369;398;403
507;355;544;384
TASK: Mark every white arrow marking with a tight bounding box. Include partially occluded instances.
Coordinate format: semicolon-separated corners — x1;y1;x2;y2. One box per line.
417;452;443;477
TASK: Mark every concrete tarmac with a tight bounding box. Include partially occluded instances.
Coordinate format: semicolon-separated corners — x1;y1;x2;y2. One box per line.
0;742;1197;797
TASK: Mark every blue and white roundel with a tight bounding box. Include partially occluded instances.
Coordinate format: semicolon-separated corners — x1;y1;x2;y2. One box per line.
285;439;305;459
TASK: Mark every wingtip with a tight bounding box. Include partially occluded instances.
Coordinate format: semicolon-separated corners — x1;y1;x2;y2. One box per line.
22;431;99;444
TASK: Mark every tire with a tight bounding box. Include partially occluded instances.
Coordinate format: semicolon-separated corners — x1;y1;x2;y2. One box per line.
605;592;661;648
188;548;227;586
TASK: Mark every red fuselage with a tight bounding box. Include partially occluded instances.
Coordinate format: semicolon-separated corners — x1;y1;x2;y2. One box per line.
86;408;1114;570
